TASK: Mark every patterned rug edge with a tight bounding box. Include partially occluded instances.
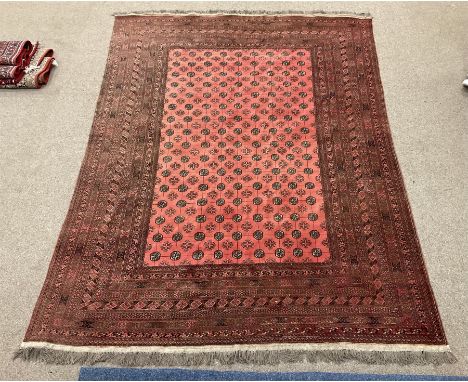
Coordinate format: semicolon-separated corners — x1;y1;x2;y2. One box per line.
15;342;456;366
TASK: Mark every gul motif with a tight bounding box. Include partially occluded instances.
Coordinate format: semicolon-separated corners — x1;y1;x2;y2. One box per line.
144;49;330;266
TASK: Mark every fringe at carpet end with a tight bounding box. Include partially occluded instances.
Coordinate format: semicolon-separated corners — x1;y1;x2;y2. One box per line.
14;342;456;366
111;10;372;19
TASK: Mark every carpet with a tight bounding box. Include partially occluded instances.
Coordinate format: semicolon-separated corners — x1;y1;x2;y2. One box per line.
78;367;468;381
0;42;56;89
0;40;33;66
17;12;452;366
0;40;34;85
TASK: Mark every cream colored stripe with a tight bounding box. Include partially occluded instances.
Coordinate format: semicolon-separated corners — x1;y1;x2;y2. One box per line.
113;12;372;19
21;341;450;354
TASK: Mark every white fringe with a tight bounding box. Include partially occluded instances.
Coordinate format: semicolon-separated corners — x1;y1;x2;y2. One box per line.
15;341;456;366
112;10;372;19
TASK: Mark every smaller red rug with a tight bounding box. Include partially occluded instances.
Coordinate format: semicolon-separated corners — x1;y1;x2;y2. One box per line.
0;40;33;67
0;43;55;89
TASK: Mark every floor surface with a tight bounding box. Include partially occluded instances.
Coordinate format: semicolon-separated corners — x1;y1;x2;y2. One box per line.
0;1;467;380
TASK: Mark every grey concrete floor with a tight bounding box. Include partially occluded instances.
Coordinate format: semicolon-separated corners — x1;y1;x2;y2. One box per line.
0;1;467;380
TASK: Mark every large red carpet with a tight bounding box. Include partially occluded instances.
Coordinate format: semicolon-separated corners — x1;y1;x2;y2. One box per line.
18;13;452;366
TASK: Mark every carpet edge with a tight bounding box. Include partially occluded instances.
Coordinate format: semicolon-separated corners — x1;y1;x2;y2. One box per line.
15;342;456;367
111;10;372;19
